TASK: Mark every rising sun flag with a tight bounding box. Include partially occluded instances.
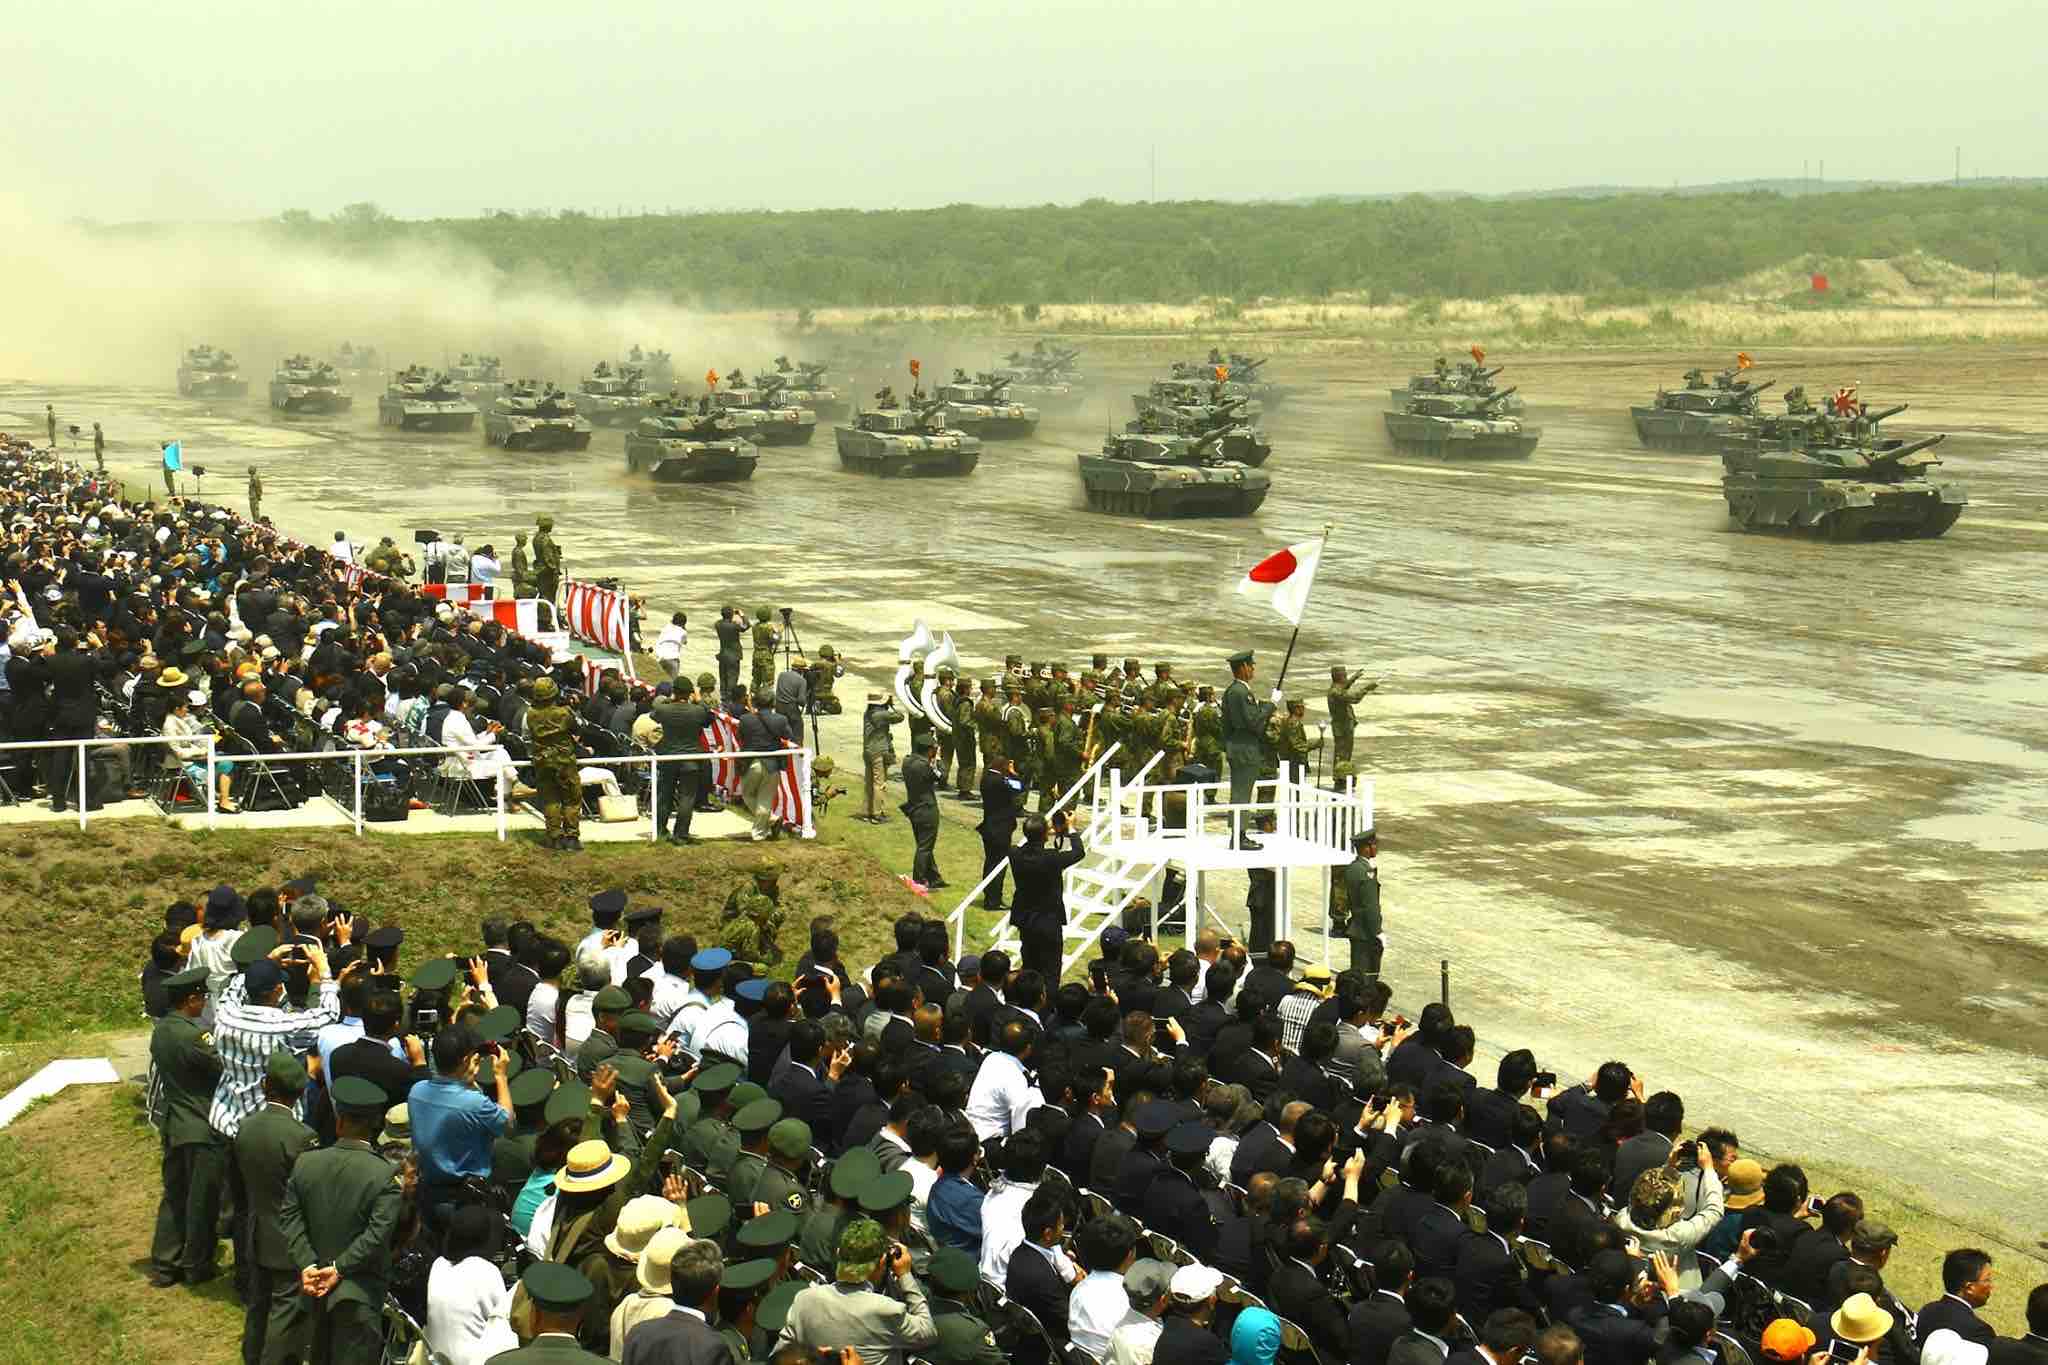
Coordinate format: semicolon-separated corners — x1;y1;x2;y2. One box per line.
1236;536;1325;627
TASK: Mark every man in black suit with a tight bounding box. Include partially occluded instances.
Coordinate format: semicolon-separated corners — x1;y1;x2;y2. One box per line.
1454;1310;1540;1365
1550;1149;1616;1251
1989;1284;2048;1365
1464;1050;1539;1151
1421;1025;1480;1102
1059;1066;1113;1184
1742;1164;1815;1288
1650;1302;1716;1365
1916;1248;2000;1351
621;1235;736;1365
1370;1137;1456;1249
1610;1092;1681;1210
1010;813;1085;982
1281;1021;1344;1112
1231;1100;1305;1188
41;628;102;810
1184;963;1238;1055
1386;1004;1453;1091
1523;1131;1577;1243
1157;1266;1232;1365
327;989;428;1101
1482;1105;1546;1193
1223;1013;1286;1106
1782;1191;1863;1306
902;738;946;887
976;759;1024;916
1245;939;1296;1003
1566;1250;1679;1365
1412;1160;1474;1282
908;924;956;1016
962;949;1008;1047
1152;950;1198;1026
1456;1183;1532;1326
1269;1212;1356;1362
1388;1278;1464;1365
1347;1240;1415;1365
1546;1062;1636;1143
1006;1185;1079;1344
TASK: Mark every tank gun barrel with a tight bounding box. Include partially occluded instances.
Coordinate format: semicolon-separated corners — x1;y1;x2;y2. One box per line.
1477;365;1503;380
1871;433;1946;463
1478;385;1518;408
1743;379;1776;396
1865;403;1908;425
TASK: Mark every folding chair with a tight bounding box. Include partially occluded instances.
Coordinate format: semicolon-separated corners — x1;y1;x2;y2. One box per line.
1077;1187;1116;1224
380;1300;449;1365
1776;1292;1816;1328
220;730;297;811
1276;1316;1324;1365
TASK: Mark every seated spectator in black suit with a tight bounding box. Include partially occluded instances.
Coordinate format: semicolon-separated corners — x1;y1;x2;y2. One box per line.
1453;1309;1540;1365
1916;1248;2000;1351
1214;1170;1277;1287
1233;1100;1308;1189
1467;1049;1540;1151
1547;1061;1637;1142
1185;963;1238;1055
1348;1239;1415;1365
1610;1091;1682;1208
1425;1025;1480;1100
1456;1182;1532;1325
1387;1278;1464;1365
1167;1054;1209;1124
1652;1300;1718;1365
1153;950;1199;1025
1060;1065;1114;1184
1006;1183;1080;1342
1524;1130;1578;1243
1413;1155;1475;1282
1371;1135;1455;1249
1386;1003;1454;1091
1821;1265;1918;1365
1781;1191;1862;1307
1090;1088;1151;1193
1073;994;1123;1076
1821;1219;1901;1320
1552;1148;1616;1249
1567;1249;1681;1365
1740;1164;1814;1287
1224;1012;1286;1106
1988;1284;2048;1365
1280;1021;1343;1113
1158;1264;1233;1365
1051;981;1091;1043
1245;939;1295;1004
965;948;1008;1046
1407;1078;1471;1158
1113;1010;1175;1099
1483;1103;1546;1193
1268;1213;1353;1362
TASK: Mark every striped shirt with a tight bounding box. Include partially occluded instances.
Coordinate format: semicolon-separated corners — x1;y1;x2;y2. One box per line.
1277;987;1321;1054
207;972;340;1137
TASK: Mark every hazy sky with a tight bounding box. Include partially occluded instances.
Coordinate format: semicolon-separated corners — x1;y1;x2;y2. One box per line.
9;0;2033;221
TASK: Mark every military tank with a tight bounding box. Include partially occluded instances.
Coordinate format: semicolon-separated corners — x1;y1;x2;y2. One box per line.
1134;375;1264;423
334;342;378;375
572;362;655;427
267;355;352;413
1391;353;1525;415
1078;428;1270;518
994;341;1084;386
177;345;249;399
933;370;1040;438
1384;389;1538;459
1173;350;1292;410
624;345;675;386
1130;391;1271;466
377;366;479;432
769;356;847;418
709;370;817;445
445;353;508;402
625;400;759;482
835;388;981;477
1718;394;1963;539
483;382;594;451
1631;365;1774;452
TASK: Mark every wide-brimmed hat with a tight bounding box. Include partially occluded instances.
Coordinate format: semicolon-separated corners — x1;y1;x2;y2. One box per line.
604;1194;679;1260
636;1226;690;1294
1830;1293;1896;1345
379;1104;412;1147
1723;1158;1765;1209
159;666;190;687
557;1139;631;1194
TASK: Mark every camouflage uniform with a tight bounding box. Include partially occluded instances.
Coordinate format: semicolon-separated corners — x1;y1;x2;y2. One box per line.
950;679;977;798
720;869;785;964
750;605;780;700
807;646;843;715
1051;703;1083;801
247;468;262;522
1146;664;1178;709
1192;691;1224;770
1031;709;1058;811
973;682;1006;767
510;533;533;598
932;671;959;786
1326;668;1377;777
1002;688;1032;789
527;678;582;848
531;515;562;603
1276;701;1322;777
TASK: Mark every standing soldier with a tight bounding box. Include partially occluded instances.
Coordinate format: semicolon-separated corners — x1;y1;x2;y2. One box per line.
247;466;263;523
92;421;106;473
1051;696;1084;804
510;531;533;598
528;677;583;852
1147;661;1178;708
148;966;225;1288
1326;665;1378;785
531;513;563;603
1275;697;1323;778
1221;650;1276;848
272;1076;402;1365
1335;828;1383;978
860;691;902;824
46;403;57;448
715;604;748;703
950;675;977;800
750;605;780;701
1191;685;1224;771
1124;692;1162;778
931;665;959;789
1120;657;1145;702
808;646;844;715
973;677;1006;771
1002;682;1032;794
233;1052;317;1364
1031;706;1058;812
1082;653;1110;691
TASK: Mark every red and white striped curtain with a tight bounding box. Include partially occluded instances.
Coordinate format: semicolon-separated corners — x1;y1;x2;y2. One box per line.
581;655;623;695
563;580;632;654
424;582;492;607
469;598;546;636
771;741;815;838
699;709;743;797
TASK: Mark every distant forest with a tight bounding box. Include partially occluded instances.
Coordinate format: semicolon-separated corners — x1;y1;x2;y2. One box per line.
249;186;2047;308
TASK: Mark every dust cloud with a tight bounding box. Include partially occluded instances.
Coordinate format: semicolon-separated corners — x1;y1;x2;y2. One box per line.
0;210;789;388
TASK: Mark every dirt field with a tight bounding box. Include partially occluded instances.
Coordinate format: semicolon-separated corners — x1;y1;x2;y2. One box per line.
6;340;2047;1262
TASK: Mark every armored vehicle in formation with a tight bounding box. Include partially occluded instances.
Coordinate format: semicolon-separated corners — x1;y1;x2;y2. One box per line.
483;382;593;451
625;345;675;385
446;353;508;401
624;400;759;482
268;355;352;413
177;345;249;399
769;357;847;418
1130;390;1271;466
572;362;656;427
1078;428;1270;518
1135;375;1264;423
835;388;981;477
334;342;379;375
1384;388;1538;459
993;343;1086;408
1173;349;1291;409
1392;352;1525;414
1631;364;1774;451
710;370;818;445
1718;393;1963;539
376;366;479;432
933;370;1040;438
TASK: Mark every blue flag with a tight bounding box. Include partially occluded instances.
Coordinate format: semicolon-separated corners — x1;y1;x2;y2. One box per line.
162;441;183;472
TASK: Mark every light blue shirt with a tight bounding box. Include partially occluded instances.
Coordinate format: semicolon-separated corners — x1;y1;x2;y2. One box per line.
316;1016;366;1079
407;1074;509;1187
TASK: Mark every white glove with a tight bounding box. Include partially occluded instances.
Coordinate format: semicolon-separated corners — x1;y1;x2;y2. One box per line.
1269;688;1284;704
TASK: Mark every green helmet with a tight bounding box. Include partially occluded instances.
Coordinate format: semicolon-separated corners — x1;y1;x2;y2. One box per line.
697;671;717;693
755;604;772;621
819;645;837;660
535;513;553;530
532;677;559;702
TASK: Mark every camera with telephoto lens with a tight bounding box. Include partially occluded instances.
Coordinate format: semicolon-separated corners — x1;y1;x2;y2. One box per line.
1673;1138;1699;1165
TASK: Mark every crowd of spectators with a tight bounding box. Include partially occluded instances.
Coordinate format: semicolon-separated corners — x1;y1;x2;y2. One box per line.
142;881;2047;1365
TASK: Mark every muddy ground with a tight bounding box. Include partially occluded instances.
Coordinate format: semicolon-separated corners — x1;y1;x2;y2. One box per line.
8;343;2048;1247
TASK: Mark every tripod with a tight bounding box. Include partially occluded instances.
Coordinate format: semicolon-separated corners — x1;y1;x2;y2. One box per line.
778;612;824;754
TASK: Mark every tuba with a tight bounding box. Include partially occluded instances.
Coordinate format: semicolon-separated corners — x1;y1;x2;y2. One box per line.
894;619;934;718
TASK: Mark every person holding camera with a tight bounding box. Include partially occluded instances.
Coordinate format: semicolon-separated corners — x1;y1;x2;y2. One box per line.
406;1018;513;1231
777;1217;938;1365
1011;812;1085;981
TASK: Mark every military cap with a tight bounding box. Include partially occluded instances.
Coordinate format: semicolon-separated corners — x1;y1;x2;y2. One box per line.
1167;1121;1214;1156
691;947;733;972
766;1117;813;1159
755;1281;803;1334
544;1080;592;1126
593;985;632;1013
1123;657;1141;669
819;645;837;659
1352;827;1377;845
330;1075;390;1117
180;639;208;659
589;889;627;923
535;512;554;530
693;1063;743;1094
364;925;404;952
734;978;769;1003
244;958;286;998
619;1011;660;1040
230;925;278;966
834;1217;887;1280
1092;653;1109;667
684;1191;733;1240
490;1048;526;1081
674;1090;702;1126
520;1261;592;1313
474;1005;521;1043
857;1170;914;1217
735;1207;799;1253
265;1050;310;1096
531;676;558;702
163;965;209;997
721;1258;777;1294
829;1146;882;1199
1134;1101;1179;1140
508;1069;556;1108
734;1098;784;1134
754;603;771;620
928;1247;979;1296
1003;654;1022;667
280;876;318;897
1154;661;1173;671
625;906;662;927
730;1081;767;1108
410;958;458;992
1228;649;1255;667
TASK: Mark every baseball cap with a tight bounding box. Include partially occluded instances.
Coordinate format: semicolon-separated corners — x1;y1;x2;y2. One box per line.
1171;1263;1223;1303
835;1217;887;1283
1125;1259;1174;1305
1760;1320;1818;1362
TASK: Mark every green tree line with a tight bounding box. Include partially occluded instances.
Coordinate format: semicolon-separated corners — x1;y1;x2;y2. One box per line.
242;186;2048;308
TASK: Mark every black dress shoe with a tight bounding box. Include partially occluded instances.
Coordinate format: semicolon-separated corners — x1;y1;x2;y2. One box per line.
146;1269;181;1289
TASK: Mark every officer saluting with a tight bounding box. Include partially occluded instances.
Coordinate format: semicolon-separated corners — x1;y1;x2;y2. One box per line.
1220;649;1278;848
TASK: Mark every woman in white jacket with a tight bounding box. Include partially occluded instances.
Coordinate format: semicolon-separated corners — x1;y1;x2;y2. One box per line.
1613;1147;1726;1290
425;1206;517;1365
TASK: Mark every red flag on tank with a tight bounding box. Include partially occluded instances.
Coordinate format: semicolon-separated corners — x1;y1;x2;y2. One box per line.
705;369;719;389
1236;538;1324;626
909;359;921;379
1469;344;1485;364
1831;387;1859;415
1736;353;1754;370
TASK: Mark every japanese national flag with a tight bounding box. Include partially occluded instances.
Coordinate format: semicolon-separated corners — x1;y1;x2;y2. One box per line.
1236;537;1323;625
